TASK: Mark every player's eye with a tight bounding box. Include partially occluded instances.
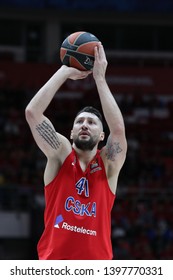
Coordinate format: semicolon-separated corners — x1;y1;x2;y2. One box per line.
76;119;83;124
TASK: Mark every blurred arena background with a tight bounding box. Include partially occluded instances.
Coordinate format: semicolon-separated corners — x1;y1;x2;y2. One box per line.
0;1;173;259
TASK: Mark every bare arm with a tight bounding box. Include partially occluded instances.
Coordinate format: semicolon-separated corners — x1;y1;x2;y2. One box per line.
25;67;67;156
93;43;127;193
25;65;91;184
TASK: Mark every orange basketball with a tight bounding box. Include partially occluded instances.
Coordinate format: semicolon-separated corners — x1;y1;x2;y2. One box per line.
60;31;99;70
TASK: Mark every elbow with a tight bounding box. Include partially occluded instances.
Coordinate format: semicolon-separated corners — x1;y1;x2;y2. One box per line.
25;105;42;125
25;106;35;123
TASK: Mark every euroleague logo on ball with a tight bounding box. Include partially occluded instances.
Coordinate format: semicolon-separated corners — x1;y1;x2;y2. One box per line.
84;56;93;67
60;31;99;71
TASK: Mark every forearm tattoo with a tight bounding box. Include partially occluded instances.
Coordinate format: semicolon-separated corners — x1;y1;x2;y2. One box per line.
36;120;61;150
106;139;122;161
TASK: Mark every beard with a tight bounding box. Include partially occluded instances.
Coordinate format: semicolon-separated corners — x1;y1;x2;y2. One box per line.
73;136;97;151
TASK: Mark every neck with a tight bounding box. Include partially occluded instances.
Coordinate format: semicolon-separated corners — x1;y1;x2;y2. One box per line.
72;144;98;164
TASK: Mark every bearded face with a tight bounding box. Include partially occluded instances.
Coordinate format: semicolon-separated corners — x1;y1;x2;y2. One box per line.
73;134;98;151
71;112;104;151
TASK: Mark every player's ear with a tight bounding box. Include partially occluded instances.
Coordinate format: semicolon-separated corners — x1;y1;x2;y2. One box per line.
100;132;105;141
70;130;73;139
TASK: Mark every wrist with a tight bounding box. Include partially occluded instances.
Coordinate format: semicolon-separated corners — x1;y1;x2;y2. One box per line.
95;76;106;85
56;65;72;80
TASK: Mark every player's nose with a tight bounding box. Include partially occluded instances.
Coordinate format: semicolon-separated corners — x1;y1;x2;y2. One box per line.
81;120;88;129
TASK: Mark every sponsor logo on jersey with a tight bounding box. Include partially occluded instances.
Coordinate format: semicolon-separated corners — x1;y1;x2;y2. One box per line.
54;214;64;228
90;167;102;174
90;159;102;173
61;222;97;236
90;159;99;169
71;156;76;166
54;217;97;236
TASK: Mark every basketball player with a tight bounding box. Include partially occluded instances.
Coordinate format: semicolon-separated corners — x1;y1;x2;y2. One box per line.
25;42;127;259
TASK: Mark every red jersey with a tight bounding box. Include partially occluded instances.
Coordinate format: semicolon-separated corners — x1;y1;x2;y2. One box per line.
37;149;116;260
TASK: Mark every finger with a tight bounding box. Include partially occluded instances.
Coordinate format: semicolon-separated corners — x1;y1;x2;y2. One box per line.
86;70;92;75
80;71;91;79
98;42;106;59
94;45;99;58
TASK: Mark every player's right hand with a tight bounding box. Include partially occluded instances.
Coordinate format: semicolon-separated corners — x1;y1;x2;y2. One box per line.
61;65;92;80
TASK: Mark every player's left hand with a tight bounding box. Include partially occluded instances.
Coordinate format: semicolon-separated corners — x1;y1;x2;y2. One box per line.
93;42;108;81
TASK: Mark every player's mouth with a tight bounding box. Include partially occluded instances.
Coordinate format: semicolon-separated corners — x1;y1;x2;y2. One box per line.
79;131;90;136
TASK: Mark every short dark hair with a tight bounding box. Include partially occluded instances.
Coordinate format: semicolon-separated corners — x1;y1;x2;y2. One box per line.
75;106;103;123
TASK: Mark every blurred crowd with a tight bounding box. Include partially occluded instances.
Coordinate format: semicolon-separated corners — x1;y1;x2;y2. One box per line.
112;90;173;259
0;82;173;259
